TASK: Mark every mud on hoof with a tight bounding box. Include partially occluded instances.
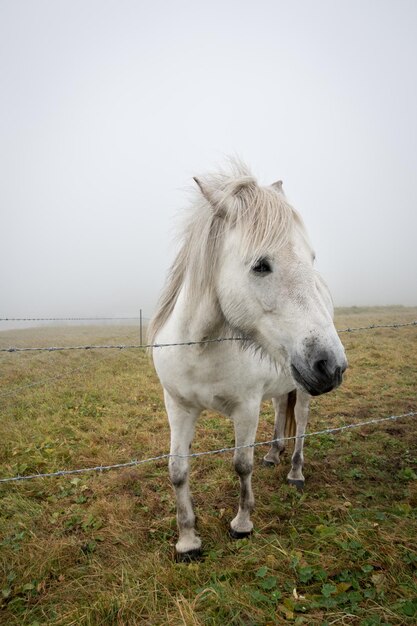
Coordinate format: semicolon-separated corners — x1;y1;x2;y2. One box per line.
287;478;305;491
229;527;253;540
175;548;203;563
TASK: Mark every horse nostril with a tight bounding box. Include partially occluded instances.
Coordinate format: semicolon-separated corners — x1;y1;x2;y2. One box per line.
314;359;328;376
314;360;344;386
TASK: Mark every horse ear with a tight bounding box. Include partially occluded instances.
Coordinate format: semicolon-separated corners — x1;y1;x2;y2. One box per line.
193;177;211;202
193;174;257;217
272;180;283;191
193;177;226;217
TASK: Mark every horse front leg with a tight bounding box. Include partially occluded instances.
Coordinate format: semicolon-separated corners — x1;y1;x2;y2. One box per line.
287;390;310;490
164;391;201;561
263;395;288;466
230;404;260;538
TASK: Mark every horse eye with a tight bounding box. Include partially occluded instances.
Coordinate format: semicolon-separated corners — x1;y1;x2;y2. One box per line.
252;258;272;274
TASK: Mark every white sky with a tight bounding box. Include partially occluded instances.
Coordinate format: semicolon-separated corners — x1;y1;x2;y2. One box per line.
1;0;417;320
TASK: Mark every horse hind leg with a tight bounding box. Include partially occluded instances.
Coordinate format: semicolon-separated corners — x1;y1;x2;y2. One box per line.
263;393;295;466
164;391;202;561
230;403;260;538
287;390;310;491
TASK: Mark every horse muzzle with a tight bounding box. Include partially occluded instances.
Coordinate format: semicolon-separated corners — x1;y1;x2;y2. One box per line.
290;353;347;396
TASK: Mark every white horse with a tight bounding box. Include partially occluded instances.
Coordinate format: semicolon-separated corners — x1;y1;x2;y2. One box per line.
149;162;347;561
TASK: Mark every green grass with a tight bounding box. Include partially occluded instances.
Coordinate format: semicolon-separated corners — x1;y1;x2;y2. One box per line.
0;309;416;625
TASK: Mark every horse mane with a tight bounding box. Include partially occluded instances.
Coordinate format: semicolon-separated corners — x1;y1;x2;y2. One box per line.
148;160;303;344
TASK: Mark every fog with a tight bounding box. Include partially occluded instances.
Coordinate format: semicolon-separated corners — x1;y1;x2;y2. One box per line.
1;0;417;325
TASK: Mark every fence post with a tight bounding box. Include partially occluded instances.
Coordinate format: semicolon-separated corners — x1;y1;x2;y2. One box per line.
140;309;143;346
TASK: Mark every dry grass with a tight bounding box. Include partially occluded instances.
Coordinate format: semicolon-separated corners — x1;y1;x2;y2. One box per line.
0;308;416;625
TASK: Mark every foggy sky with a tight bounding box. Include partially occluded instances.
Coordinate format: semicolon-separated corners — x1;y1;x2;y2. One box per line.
1;0;417;321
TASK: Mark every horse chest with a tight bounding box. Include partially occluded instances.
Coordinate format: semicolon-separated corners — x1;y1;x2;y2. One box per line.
156;344;294;413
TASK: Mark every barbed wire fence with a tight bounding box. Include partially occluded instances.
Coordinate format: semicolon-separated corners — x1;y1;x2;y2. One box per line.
1;411;416;485
0;311;150;348
0;317;416;484
1;320;416;354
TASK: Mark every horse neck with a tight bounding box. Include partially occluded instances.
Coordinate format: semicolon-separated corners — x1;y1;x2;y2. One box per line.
167;280;227;343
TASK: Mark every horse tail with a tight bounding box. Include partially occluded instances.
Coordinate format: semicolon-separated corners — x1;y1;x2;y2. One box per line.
284;390;297;440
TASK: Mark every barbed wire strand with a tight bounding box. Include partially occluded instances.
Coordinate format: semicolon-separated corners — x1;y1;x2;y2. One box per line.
0;410;415;484
0;337;240;353
1;320;416;354
337;321;417;333
0;317;146;321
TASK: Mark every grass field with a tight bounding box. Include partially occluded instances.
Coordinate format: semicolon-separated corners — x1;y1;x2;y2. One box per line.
0;307;416;625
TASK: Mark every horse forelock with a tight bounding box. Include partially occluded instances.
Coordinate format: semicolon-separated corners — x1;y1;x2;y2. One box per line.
230;185;296;264
148;162;304;343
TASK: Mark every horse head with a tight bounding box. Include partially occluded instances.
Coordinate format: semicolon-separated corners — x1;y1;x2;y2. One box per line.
194;170;347;396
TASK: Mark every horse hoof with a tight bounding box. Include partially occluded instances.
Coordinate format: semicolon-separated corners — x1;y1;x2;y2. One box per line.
229;527;253;540
175;548;203;563
287;478;305;491
262;458;276;468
